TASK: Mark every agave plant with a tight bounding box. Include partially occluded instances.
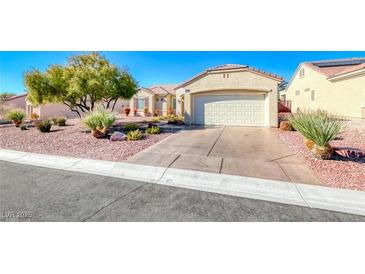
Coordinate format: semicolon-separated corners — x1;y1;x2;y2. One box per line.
289;110;345;159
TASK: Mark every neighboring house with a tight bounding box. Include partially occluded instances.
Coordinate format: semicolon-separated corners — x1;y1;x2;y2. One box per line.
26;101;81;119
286;58;365;119
1;93;129;119
26;98;130;119
130;84;178;116
0;93;27;118
175;64;283;127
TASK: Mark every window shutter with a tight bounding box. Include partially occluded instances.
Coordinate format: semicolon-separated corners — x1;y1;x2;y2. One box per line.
144;97;149;108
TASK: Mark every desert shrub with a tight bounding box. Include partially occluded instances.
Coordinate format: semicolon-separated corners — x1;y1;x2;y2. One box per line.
166;114;184;124
52;117;58;125
83;108;117;134
57;117;66;126
124;123;139;132
288;110;344;147
127;129;143;141
146;125;161;134
152;117;161;123
20;124;27;130
30;113;39;120
5;108;25;122
36;120;52;132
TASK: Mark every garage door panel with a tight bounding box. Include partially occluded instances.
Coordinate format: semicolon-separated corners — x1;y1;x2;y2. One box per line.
194;94;265;126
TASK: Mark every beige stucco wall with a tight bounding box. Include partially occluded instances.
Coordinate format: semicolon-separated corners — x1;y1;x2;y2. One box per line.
1;95;27;117
39;103;80;119
110;99;130;114
181;70;279;127
286;64;365;118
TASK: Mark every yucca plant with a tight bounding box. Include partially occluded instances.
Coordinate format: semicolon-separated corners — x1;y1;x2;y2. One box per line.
5;108;25;127
83;108;117;138
289;110;345;159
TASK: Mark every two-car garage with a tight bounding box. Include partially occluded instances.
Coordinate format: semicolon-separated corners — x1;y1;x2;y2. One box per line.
175;64;282;127
193;94;265;126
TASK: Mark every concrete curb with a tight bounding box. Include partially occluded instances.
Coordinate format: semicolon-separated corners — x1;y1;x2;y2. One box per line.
1;149;364;216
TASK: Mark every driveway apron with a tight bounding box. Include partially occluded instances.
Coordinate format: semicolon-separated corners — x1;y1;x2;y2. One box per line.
126;126;320;185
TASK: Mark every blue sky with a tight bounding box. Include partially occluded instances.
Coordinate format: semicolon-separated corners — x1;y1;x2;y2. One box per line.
1;51;364;94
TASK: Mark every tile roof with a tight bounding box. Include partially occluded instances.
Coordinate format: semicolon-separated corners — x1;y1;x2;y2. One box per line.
141;84;179;96
303;58;365;78
5;93;27;101
176;64;283;89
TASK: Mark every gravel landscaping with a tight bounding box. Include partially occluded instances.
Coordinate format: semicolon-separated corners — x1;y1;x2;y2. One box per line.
277;124;365;191
0;118;171;162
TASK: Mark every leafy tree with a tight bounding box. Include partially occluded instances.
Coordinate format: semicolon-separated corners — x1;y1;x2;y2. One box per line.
0;92;16;101
24;52;138;117
278;81;288;92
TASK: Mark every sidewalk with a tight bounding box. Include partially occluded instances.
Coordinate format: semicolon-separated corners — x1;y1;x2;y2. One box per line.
1;148;365;216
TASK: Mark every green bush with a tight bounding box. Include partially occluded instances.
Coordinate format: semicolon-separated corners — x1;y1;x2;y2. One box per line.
52;117;58;125
124;123;139;132
5;108;25;122
83;108;117;134
57;117;66;126
288;110;344;147
166;114;184;124
20;124;27;130
146;125;161;134
127;129;143;141
36;120;52;132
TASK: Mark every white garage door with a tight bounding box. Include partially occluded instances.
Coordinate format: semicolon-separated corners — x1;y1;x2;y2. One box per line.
194;94;265;126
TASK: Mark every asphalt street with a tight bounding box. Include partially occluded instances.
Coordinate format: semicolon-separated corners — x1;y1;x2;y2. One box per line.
0;160;364;222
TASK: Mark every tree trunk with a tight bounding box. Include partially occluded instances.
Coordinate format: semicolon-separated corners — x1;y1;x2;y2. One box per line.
111;98;118;111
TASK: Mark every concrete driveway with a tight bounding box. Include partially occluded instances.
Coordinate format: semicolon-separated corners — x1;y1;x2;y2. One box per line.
127;126;320;185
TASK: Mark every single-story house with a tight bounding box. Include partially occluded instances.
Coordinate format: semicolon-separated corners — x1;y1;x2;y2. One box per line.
0;93;27;118
130;84;178;116
1;93;129;119
286;58;365;118
26;98;130;119
175;64;283;127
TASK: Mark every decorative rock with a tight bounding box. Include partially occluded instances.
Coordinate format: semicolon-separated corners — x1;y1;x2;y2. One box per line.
279;120;292;131
110;132;126;141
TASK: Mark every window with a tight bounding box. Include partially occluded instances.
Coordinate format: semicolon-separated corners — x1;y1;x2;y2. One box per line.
311;90;315;101
295;90;300;96
299;68;305;78
172;98;176;110
137;97;145;109
160;98;164;102
156;97;159;102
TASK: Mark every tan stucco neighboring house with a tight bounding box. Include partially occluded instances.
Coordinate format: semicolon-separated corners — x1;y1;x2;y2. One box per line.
175;64;283;127
26;98;130;119
1;92;130;119
130;84;178;116
286;58;365;118
0;93;27;118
